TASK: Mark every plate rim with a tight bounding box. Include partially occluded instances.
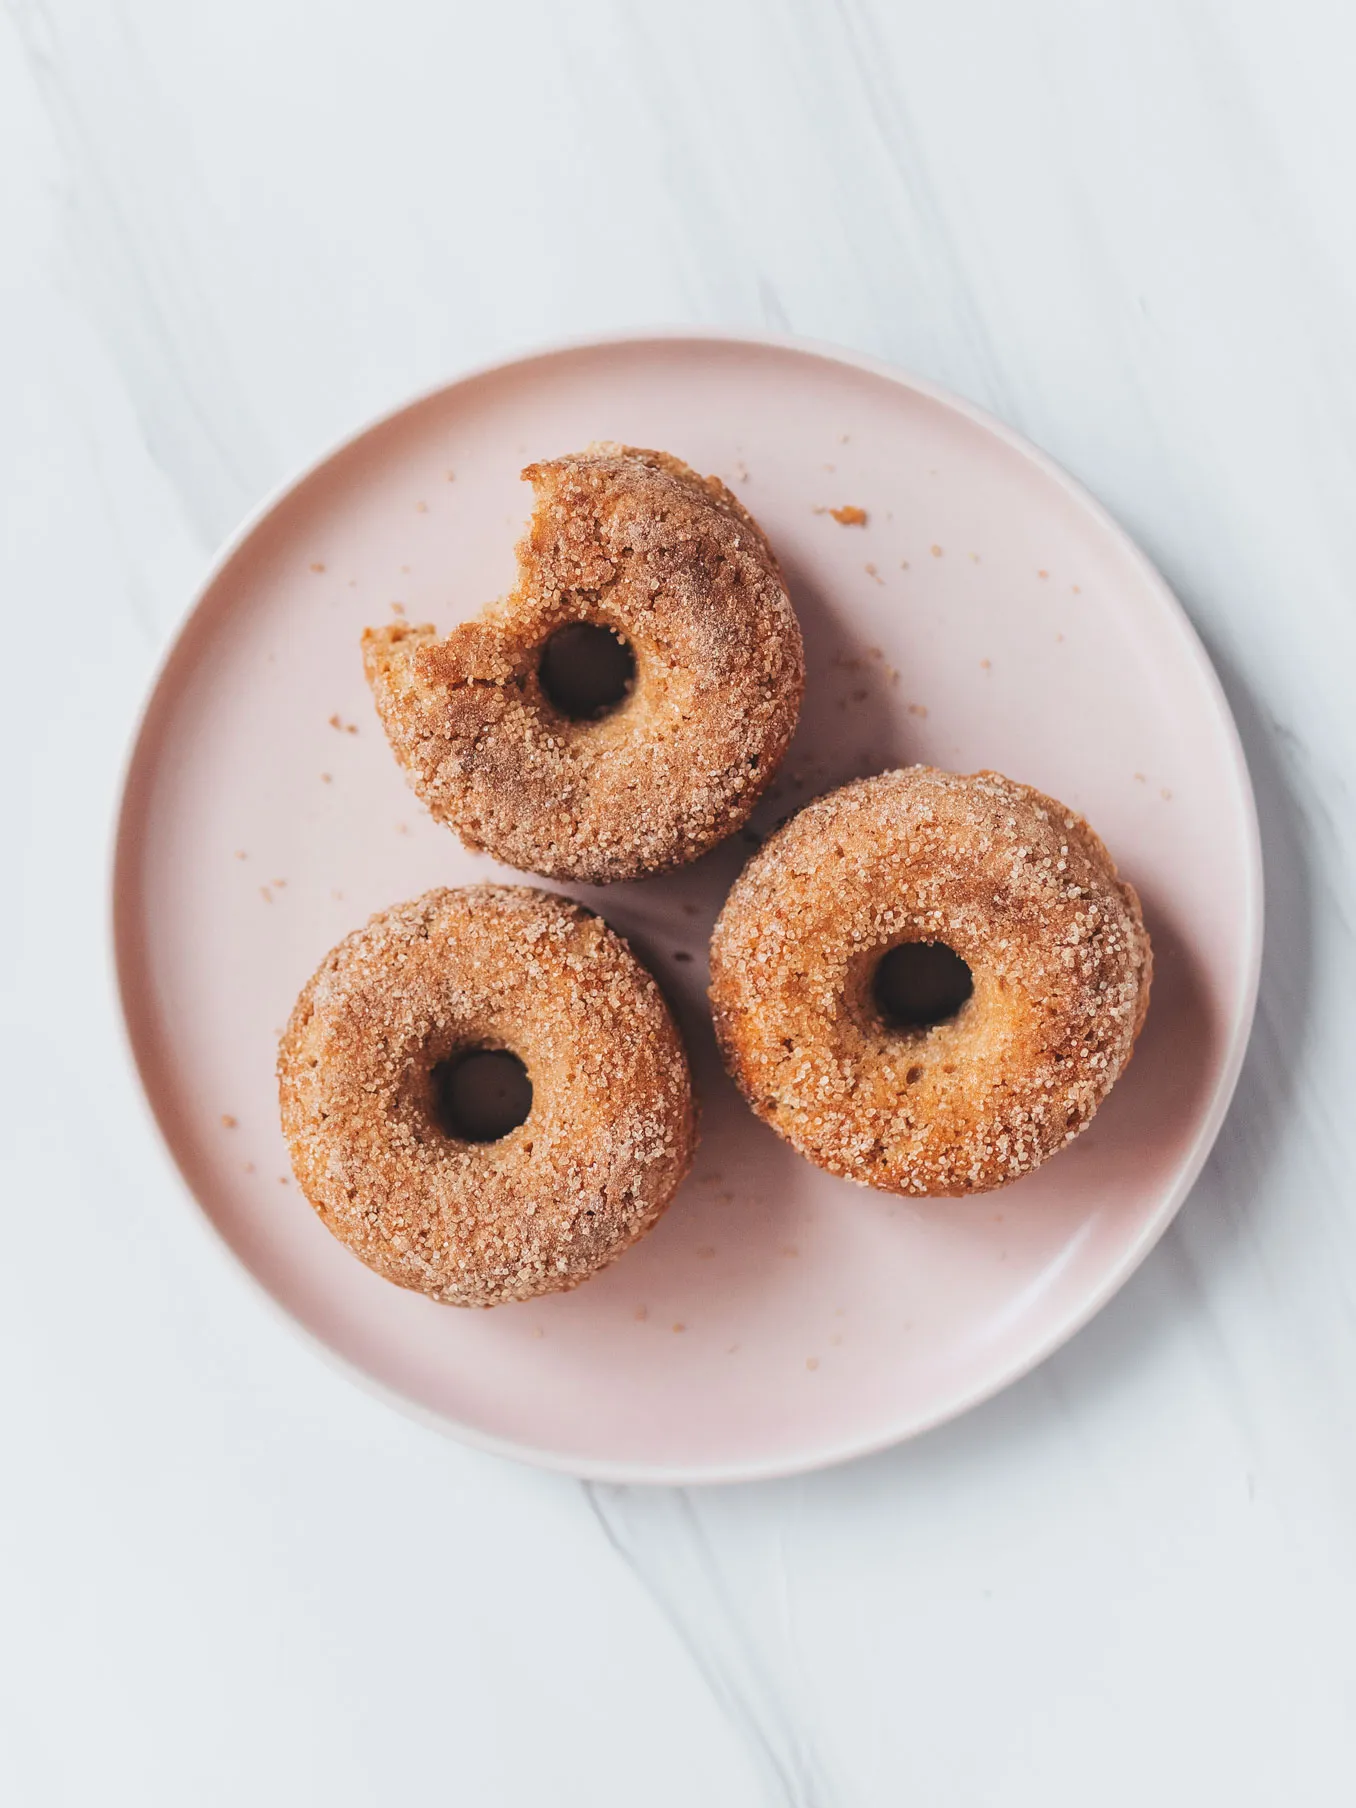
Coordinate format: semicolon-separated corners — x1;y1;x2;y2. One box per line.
110;327;1265;1485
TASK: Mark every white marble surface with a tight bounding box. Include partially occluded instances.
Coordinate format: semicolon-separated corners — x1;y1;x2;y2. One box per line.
4;1;1356;1801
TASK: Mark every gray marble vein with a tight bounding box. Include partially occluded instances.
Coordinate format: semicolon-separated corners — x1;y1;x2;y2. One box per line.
584;1483;832;1808
6;0;279;547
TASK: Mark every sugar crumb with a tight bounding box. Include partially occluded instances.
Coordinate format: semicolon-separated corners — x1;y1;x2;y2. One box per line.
309;561;326;573
220;1114;237;1128
828;504;868;526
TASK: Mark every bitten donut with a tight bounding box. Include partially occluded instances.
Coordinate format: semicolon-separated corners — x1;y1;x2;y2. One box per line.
708;768;1151;1196
362;444;804;882
278;885;697;1305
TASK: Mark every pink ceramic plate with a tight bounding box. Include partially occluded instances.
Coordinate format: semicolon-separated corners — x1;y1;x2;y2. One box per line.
114;333;1261;1482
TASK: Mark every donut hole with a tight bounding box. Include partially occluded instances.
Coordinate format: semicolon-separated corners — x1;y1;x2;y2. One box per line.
432;1049;532;1143
873;941;973;1031
539;622;635;720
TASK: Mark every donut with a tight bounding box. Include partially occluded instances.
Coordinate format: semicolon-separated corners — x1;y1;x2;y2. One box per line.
362;444;804;882
708;768;1151;1196
278;885;697;1305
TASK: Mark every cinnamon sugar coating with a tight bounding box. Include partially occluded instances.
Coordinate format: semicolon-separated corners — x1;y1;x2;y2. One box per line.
362;445;804;882
279;886;696;1305
709;768;1151;1196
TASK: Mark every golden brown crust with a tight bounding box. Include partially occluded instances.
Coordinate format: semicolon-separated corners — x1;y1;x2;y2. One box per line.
278;886;697;1305
708;768;1152;1196
362;445;804;882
